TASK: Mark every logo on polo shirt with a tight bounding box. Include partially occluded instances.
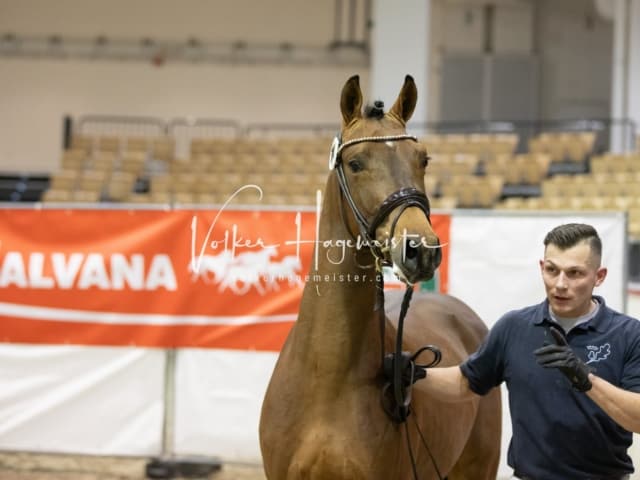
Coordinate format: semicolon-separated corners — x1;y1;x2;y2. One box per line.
585;343;611;364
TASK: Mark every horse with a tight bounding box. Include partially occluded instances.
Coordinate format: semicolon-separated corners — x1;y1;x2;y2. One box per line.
259;75;501;479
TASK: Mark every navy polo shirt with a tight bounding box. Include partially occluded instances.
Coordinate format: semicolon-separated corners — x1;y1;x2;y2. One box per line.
460;296;640;479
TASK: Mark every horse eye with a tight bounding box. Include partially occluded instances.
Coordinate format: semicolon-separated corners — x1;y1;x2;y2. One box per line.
348;159;364;173
421;155;430;169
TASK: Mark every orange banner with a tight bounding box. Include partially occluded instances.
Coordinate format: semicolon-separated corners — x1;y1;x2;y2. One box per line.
0;207;450;351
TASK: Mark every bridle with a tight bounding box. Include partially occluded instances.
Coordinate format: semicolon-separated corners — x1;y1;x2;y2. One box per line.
329;133;433;265
329;132;444;480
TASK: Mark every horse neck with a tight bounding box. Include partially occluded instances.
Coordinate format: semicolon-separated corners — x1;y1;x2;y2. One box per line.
295;173;382;374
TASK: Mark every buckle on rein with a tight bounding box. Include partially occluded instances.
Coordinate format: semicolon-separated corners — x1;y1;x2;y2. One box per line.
382;344;442;423
373;251;442;423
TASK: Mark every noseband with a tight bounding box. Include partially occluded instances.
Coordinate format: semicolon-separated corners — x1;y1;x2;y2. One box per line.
329;133;432;265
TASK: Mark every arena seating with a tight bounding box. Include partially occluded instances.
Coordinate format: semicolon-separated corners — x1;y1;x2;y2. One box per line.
15;128;639;239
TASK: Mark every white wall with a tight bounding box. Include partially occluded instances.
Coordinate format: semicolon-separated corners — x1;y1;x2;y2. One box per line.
428;0;613;123
429;0;533;121
536;0;613;120
0;0;367;174
0;58;366;173
611;0;640;152
0;0;333;43
0;0;623;171
370;0;430;124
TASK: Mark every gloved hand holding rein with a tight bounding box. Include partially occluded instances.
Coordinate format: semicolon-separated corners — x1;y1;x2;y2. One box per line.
534;326;593;392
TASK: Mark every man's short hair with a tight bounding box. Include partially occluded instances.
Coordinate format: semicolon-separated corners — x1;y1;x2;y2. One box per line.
543;223;602;261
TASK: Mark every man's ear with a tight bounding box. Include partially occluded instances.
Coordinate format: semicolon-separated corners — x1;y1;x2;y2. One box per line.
595;267;607;287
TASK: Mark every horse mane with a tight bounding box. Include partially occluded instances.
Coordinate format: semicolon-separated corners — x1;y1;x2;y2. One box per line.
364;100;385;119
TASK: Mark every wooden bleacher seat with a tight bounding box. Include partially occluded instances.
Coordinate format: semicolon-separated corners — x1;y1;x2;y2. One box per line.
90;152;116;173
125;193;153;204
106;172;137;201
73;190;101;202
149;191;171;203
152;138;175;163
61;150;87;171
49;170;79;190
261;193;291;206
253;153;281;174
173;192;195;204
172;173;197;194
195;193;226;205
97;135;121;154
494;197;527;210
207;153;236;173
424;176;439;197
41;189;73;203
440;175;503;208
628;207;640;238
70;135;94;154
77;170;108;192
125;136;150;154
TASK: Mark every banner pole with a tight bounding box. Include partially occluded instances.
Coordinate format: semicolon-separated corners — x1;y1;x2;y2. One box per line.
145;349;222;478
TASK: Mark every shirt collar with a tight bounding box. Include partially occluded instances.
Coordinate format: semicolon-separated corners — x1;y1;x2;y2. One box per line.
534;295;612;333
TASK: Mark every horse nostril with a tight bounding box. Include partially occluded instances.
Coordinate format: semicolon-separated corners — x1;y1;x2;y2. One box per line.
404;238;418;260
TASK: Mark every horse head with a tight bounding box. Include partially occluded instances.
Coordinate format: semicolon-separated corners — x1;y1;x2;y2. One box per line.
331;74;441;284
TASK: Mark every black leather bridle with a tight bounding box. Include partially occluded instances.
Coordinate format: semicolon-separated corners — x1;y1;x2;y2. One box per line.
329;133;433;265
329;132;444;480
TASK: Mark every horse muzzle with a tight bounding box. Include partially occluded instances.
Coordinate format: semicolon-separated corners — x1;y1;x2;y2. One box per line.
383;205;442;285
390;231;441;284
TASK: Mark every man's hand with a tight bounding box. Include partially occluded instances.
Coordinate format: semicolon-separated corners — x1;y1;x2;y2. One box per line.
534;326;592;392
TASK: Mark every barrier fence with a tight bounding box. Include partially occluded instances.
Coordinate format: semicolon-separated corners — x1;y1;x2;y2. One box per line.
0;205;630;479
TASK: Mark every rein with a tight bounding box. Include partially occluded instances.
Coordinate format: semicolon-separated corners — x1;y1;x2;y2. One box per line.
329;133;444;480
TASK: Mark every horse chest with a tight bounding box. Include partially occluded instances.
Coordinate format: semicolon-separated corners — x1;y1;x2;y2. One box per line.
262;372;407;479
285;420;406;480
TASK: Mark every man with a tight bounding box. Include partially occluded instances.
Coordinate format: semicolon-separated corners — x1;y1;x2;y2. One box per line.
421;223;640;479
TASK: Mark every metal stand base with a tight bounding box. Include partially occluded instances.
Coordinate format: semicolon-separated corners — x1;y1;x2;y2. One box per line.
145;456;222;478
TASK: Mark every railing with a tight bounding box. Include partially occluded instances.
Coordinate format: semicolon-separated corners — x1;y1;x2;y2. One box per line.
75;114;168;137
168;118;242;159
409;118;638;154
0;34;370;68
244;122;339;139
69;115;638;158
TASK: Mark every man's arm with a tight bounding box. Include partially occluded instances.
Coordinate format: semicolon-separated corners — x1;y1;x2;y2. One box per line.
416;365;478;402
587;375;640;433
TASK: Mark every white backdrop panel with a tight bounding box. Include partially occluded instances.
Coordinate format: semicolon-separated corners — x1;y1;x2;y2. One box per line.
448;211;627;479
448;211;627;322
0;345;165;455
173;349;278;462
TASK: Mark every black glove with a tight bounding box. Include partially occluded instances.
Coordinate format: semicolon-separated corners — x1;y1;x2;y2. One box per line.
534;326;593;392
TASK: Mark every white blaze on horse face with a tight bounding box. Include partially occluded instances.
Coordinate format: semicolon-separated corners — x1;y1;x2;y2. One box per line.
385;141;395;148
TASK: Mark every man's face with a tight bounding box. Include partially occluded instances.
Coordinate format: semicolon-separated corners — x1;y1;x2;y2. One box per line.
539;240;607;318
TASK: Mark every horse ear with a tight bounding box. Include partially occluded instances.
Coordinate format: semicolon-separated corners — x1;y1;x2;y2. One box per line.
389;75;417;124
340;75;363;125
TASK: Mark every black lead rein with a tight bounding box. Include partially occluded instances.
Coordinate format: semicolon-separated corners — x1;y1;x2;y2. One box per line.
377;280;444;480
330;133;444;480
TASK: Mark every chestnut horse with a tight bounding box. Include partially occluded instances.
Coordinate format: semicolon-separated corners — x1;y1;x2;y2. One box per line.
259;75;501;479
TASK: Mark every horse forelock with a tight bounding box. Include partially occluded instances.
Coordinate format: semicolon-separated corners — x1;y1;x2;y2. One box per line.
364;100;385;119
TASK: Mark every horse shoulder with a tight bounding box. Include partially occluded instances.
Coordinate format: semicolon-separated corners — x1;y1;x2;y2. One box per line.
384;291;489;361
